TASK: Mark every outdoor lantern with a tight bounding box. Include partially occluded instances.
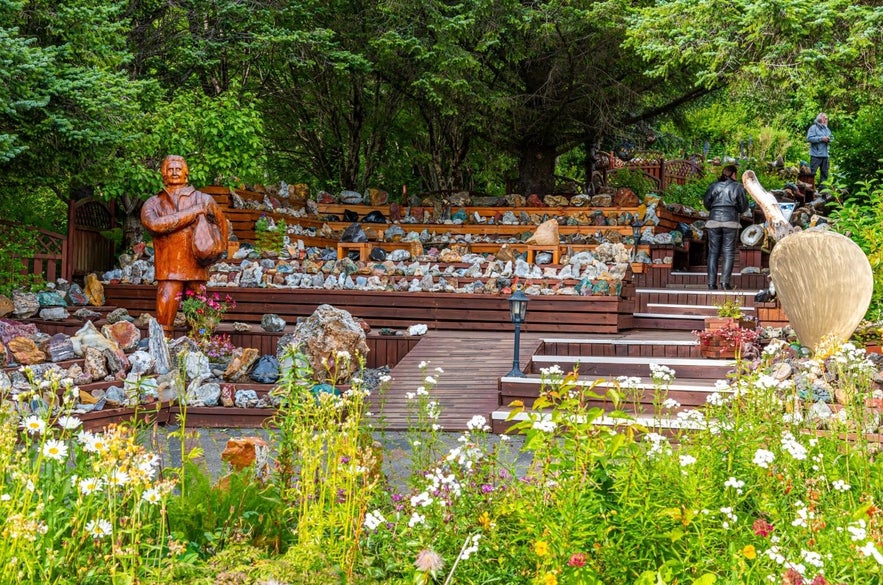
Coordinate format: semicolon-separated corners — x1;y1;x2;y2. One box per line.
508;288;529;325
506;287;529;378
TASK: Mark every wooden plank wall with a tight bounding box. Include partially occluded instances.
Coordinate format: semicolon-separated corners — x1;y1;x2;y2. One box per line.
103;284;625;334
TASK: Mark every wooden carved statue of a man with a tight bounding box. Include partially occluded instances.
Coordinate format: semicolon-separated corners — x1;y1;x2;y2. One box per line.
141;155;228;337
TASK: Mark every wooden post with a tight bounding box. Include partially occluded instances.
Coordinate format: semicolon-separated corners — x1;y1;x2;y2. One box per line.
659;157;666;192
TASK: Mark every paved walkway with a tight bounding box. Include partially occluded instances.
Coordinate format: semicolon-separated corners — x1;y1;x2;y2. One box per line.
147;425;530;488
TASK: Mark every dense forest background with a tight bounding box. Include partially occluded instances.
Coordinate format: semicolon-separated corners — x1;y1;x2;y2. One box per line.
0;0;881;233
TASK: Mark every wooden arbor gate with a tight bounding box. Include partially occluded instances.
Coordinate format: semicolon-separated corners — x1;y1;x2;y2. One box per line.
66;198;116;281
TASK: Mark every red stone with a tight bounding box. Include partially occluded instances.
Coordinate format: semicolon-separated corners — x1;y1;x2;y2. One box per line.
221;437;269;472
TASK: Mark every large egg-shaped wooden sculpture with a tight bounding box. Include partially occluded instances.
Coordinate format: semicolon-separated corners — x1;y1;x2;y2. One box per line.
770;229;872;353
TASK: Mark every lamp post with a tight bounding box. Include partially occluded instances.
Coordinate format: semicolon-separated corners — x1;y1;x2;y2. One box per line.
506;288;529;378
631;218;644;261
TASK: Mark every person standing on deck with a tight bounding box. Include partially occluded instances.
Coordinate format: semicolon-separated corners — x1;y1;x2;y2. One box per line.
806;112;833;186
703;164;749;290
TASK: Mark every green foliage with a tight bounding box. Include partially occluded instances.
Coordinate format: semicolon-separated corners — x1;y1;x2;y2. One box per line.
254;217;285;254
608;167;658;199
271;347;380;581
834;106;883;189
165;462;290;558
715;298;744;319
0;186;67;232
0;221;44;296
0;0;155;197
663;175;711;210
0;377;170;583
627;0;883;112
829;171;883;319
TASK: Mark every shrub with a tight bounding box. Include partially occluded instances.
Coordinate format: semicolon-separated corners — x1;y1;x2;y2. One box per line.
829;171;883;318
608;167;658;199
835;106;883;190
0;221;45;296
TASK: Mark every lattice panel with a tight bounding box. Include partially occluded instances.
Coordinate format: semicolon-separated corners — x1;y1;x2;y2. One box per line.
35;231;64;256
75;200;113;229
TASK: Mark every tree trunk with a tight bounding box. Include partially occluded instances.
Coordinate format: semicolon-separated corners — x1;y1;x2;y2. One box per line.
516;143;557;196
583;135;602;194
119;194;145;254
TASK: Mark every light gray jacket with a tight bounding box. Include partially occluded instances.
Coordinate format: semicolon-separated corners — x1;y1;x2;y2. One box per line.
807;122;832;158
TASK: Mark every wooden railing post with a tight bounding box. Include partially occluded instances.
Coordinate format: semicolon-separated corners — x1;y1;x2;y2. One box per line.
659;158;666;192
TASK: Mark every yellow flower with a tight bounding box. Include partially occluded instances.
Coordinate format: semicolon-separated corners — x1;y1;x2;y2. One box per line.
742;544;756;560
534;540;550;557
478;511;491;530
543;573;558;585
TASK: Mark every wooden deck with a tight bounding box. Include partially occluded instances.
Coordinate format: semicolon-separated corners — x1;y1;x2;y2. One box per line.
371;329;543;430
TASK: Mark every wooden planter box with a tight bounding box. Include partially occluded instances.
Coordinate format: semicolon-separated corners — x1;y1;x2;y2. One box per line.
703;316;754;331
698;339;737;359
168;406;276;428
78;402;171;432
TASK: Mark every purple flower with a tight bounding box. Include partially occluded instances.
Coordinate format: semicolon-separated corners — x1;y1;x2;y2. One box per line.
481;484;495;494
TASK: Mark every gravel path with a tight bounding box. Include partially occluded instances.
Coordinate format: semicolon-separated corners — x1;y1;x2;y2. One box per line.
147;425;532;489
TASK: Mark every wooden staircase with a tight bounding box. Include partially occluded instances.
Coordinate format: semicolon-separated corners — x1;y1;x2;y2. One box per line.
491;242;778;432
491;330;737;433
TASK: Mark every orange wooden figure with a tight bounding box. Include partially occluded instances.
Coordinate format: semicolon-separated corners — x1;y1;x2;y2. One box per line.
141;155;228;336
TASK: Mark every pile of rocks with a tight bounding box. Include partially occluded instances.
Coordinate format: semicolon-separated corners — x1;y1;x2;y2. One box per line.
0;304;378;426
0;315;280;415
199;247;633;296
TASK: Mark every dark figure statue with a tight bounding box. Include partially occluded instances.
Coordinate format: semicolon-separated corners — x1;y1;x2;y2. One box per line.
703;164;749;290
141;155;228;336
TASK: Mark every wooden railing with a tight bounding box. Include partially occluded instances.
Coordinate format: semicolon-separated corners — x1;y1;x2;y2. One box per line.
605;152;704;191
0;219;68;283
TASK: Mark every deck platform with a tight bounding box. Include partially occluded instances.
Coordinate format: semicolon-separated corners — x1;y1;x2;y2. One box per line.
372;329;543;430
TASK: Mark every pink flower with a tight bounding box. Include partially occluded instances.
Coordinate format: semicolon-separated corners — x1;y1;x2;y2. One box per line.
752;518;774;537
568;552;587;567
782;568;803;585
414;549;444;575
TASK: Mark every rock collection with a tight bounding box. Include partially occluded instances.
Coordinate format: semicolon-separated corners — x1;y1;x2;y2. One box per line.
0;300;378;429
0;316;278;416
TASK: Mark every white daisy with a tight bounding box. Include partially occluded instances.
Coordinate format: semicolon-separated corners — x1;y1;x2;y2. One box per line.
142;487;162;504
56;415;82;430
85;518;112;539
108;469;130;487
78;477;104;496
42;439;68;462
20;415;45;435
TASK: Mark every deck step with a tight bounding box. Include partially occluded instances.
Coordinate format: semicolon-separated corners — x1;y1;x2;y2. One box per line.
527;354;734;379
635;288;757;296
632;312;708;321
490;408;716;434
644;303;755;317
540;336;698;347
500;374;722;390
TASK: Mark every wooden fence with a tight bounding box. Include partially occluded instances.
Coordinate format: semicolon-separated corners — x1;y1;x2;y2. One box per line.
0;220;68;284
605;151;704;191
